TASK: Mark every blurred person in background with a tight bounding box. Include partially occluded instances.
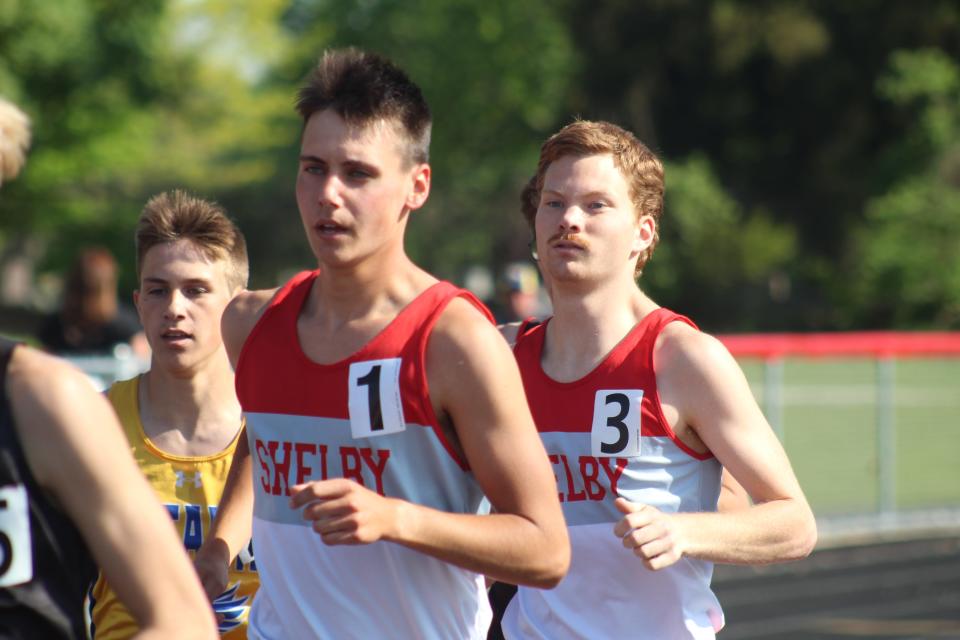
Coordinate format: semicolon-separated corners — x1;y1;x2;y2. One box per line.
0;96;218;640
87;190;259;639
37;247;149;359
496;120;815;639
491;262;550;324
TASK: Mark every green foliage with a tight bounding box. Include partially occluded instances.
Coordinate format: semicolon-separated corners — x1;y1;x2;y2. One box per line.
0;0;299;290
0;0;183;249
646;155;796;328
711;1;830;71
879;49;960;106
852;49;960;328
0;0;179;220
2;1;960;329
856;179;960;327
564;0;960;329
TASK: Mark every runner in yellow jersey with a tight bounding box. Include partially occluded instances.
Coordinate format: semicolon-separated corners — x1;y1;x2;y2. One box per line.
88;190;258;639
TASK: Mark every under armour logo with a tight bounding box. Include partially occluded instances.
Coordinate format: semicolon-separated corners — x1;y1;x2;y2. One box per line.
175;471;203;488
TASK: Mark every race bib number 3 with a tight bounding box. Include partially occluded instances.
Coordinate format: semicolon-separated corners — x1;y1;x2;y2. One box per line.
0;484;33;587
348;358;406;438
591;389;643;457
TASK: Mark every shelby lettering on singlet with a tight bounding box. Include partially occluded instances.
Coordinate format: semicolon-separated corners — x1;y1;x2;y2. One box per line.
238;271;495;640
502;309;725;640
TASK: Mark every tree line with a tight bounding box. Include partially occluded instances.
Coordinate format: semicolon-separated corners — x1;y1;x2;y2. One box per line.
1;0;958;331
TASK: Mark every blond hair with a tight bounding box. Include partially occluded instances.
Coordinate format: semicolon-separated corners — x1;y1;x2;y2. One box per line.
136;190;249;291
0;98;31;185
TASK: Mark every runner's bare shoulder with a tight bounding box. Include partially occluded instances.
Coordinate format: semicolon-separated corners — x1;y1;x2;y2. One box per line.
222;287;280;358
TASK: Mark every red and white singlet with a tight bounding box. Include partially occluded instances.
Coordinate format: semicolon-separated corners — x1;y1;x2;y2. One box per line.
502;308;725;639
236;271;493;639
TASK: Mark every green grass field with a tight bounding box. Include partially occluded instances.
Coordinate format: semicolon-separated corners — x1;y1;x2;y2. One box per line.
738;357;960;516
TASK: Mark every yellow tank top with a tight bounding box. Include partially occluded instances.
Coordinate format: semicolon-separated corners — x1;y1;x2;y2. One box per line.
88;376;258;639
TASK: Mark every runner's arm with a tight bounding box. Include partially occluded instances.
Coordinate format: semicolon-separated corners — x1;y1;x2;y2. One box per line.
9;347;217;639
622;326;816;566
194;289;273;598
398;299;569;586
194;431;253;599
718;468;750;512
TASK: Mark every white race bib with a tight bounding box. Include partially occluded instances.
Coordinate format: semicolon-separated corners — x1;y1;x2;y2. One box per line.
348;358;406;438
0;484;33;587
590;389;643;457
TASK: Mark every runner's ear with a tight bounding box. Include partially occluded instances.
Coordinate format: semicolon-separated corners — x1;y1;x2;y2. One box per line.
405;163;431;211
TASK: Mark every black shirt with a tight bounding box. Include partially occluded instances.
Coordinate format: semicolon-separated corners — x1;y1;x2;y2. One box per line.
0;338;95;639
37;306;141;355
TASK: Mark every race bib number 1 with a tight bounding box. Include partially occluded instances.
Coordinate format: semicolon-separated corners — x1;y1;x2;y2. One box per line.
0;484;33;587
348;358;406;438
591;389;643;457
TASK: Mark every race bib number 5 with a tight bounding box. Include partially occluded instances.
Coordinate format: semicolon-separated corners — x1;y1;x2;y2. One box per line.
591;390;643;457
0;484;33;587
348;358;406;438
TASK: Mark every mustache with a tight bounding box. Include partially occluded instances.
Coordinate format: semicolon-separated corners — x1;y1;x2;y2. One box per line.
547;232;589;250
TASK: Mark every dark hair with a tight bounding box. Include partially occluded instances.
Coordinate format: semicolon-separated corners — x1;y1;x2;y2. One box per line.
136;190;249;291
296;48;432;165
63;247;120;326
